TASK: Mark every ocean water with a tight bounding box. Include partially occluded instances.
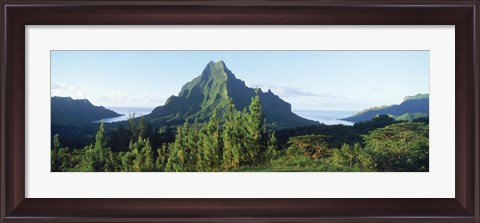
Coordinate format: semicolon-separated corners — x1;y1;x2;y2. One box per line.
293;110;356;126
95;107;356;126
94;107;155;123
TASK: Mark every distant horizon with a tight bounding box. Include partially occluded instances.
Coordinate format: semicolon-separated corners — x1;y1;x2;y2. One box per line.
51;51;429;111
85;102;359;125
52;95;364;112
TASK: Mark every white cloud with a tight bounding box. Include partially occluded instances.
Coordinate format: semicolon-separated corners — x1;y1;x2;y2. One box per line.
245;83;366;110
99;91;165;105
51;82;86;98
247;83;334;98
270;86;325;97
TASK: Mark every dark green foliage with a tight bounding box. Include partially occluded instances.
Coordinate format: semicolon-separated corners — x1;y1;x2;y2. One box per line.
276;115;397;149
363;122;429;172
109;124;129;152
138;116;147;139
51;122;100;152
129;113;138;139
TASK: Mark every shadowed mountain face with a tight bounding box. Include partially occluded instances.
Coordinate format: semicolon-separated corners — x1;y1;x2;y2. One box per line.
145;61;318;128
342;93;429;123
51;96;121;124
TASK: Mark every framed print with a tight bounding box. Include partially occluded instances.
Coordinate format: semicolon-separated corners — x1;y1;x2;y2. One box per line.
28;27;451;199
1;0;479;222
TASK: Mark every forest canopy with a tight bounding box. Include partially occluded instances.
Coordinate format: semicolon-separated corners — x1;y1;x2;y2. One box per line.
52;94;429;172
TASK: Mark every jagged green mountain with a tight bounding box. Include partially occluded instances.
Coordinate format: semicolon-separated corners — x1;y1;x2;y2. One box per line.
51;96;121;124
144;60;318;128
342;93;429;123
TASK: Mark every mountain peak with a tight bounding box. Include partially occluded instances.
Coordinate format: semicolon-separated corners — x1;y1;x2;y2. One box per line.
146;61;318;128
202;60;236;80
207;60;226;67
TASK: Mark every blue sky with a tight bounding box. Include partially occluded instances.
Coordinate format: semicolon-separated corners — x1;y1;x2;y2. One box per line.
51;51;429;111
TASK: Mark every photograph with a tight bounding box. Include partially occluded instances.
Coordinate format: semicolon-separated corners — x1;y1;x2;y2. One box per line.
3;1;474;221
50;50;429;172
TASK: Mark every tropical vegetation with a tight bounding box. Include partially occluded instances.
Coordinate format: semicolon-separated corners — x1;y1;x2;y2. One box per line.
52;94;429;172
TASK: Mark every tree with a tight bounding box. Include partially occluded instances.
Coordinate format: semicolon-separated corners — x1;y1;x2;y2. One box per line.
51;134;76;172
222;98;241;170
51;134;61;171
128;136;155;172
245;92;266;164
138;116;147;139
165;120;197;172
336;144;355;168
267;131;278;160
156;144;169;171
128;113;137;140
288;135;330;159
104;150;115;172
353;143;374;171
363;122;429;172
107;150;122;172
196;126;208;172
120;151;136;172
95;120;107;151
79;144;96;172
143;139;155;171
77;121;112;172
179;120;195;171
166;126;186;172
201;110;222;171
94;120;111;171
132;148;144;172
327;143;373;171
186;118;200;170
110;124;130;152
236;108;249;165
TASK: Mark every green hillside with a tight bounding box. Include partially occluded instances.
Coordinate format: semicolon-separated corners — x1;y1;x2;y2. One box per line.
51;96;121;124
342;93;429;123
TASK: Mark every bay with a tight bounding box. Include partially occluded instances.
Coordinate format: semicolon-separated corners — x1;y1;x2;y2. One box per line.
293;110;356;126
93;107;154;123
95;107;356;126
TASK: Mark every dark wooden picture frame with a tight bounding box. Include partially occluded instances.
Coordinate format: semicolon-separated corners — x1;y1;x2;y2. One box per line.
1;0;478;222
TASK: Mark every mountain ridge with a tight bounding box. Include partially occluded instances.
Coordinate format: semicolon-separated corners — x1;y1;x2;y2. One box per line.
342;93;429;123
51;96;122;124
